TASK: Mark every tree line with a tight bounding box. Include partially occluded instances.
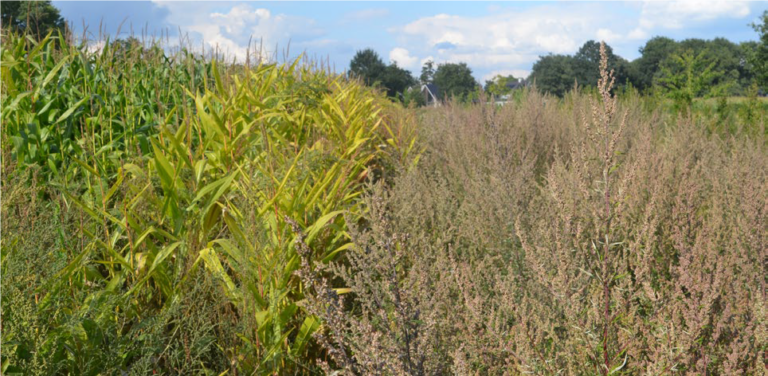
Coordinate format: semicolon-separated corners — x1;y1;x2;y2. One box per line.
4;1;765;104
348;48;480;106
350;10;768;104
1;1;66;39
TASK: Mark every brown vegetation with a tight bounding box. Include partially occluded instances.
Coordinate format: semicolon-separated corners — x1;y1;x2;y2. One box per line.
300;43;766;375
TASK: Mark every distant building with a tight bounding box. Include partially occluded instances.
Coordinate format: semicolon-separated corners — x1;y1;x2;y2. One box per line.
505;78;528;91
421;84;440;107
494;78;529;105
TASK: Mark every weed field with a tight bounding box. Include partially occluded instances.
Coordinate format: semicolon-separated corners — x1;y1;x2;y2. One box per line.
1;32;766;375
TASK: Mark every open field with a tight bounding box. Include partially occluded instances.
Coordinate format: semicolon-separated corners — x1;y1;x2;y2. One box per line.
2;31;766;375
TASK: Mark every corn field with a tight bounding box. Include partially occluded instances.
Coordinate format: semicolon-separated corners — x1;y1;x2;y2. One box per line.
1;30;417;374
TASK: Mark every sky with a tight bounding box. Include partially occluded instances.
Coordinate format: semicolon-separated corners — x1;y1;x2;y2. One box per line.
54;1;767;82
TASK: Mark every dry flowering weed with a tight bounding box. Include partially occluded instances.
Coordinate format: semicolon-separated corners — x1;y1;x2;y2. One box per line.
303;42;765;375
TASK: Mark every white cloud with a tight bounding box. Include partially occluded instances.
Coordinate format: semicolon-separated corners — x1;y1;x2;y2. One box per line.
152;2;324;61
596;28;622;43
170;4;323;59
87;40;106;55
627;27;648;40
389;47;419;68
632;0;752;39
391;4;617;72
641;0;750;28
420;56;435;67
145;0;756;80
481;69;531;83
342;8;389;23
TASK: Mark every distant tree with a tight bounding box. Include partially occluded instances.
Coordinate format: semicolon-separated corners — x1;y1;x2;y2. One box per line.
349;48;415;99
529;54;575;97
380;62;417;99
676;38;709;54
484;74;517;97
402;85;426;107
420;60;435;85
656;48;723;114
349;48;386;86
648;38;747;95
707;37;747;94
1;1;66;39
632;36;755;95
432;62;477;101
750;10;768;87
740;41;760;88
631;36;678;90
572;40;631;88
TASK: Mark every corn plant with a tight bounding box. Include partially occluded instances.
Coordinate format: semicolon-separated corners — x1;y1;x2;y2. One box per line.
3;25;414;373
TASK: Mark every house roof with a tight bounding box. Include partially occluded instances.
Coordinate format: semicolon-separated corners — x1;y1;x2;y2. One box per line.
422;83;439;97
505;79;528;89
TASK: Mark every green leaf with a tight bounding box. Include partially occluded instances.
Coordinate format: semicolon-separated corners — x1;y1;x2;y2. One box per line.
306;210;345;245
151;139;176;191
55;97;89;124
198;247;242;304
41;57;68;90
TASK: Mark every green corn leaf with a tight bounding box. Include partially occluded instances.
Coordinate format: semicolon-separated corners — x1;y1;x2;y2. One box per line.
55;97;89;124
41;57;68;90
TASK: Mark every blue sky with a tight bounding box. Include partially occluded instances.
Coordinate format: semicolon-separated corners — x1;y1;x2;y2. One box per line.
54;1;767;82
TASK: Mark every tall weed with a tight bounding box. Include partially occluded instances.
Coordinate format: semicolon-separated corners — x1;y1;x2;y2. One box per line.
307;43;766;375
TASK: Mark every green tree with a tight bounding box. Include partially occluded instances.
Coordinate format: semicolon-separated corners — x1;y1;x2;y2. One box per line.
707;37;746;94
402;85;426;107
484;74;517;97
1;1;65;39
676;38;744;93
529;54;575;97
749;10;768;87
656;48;723;114
632;36;754;95
380;62;417;99
349;49;416;99
631;36;678;90
572;40;631;89
349;48;386;86
420;60;435;85
739;41;759;88
432;62;478;101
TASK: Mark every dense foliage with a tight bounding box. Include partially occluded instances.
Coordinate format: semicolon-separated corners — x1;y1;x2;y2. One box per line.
484;74;519;97
2;18;766;376
348;48;417;100
751;10;768;87
0;1;65;39
531;34;763;98
431;62;479;101
1;30;417;374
